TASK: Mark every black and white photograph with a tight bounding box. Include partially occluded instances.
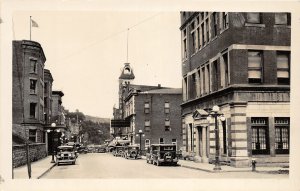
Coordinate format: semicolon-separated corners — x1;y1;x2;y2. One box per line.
1;0;300;191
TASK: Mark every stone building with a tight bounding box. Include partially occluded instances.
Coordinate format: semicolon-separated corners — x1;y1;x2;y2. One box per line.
12;40;47;143
180;12;290;167
43;69;53;126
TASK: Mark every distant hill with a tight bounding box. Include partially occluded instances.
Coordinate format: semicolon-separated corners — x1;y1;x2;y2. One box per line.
85;115;110;124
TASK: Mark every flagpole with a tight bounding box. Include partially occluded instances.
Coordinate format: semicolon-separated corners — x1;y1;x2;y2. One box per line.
30;16;32;40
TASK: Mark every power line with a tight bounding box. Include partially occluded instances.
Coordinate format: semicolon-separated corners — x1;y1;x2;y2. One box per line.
55;12;162;64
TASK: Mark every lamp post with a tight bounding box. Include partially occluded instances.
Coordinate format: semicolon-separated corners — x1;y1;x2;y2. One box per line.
136;129;145;155
206;105;226;171
47;123;60;163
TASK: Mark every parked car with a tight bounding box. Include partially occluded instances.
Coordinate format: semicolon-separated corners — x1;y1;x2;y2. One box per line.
77;146;88;154
123;145;140;159
56;145;76;166
112;146;125;157
146;144;178;166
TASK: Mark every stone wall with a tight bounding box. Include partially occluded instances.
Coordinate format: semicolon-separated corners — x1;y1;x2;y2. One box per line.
12;143;47;168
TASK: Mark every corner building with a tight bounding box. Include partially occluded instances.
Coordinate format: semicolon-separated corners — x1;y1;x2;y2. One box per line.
13;40;47;142
180;12;290;167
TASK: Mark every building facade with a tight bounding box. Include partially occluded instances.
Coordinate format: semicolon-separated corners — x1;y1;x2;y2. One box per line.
124;87;183;150
13;40;47;143
180;12;290;167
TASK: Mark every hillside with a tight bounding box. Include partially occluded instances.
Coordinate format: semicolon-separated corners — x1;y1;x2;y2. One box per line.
85;115;110;124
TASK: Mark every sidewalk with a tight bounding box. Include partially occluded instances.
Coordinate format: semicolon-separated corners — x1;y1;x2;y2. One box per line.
13;156;56;179
178;159;289;174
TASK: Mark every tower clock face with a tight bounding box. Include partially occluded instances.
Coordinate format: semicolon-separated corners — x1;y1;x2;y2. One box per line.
124;67;131;74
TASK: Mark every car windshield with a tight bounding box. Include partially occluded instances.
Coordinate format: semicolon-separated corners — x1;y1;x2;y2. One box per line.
58;147;74;152
162;146;175;151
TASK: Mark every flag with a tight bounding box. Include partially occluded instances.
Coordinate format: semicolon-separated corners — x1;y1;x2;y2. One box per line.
31;19;38;27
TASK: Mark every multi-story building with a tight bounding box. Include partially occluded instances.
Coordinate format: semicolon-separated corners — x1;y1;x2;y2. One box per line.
44;69;53;125
13;40;47;142
124;86;183;150
180;12;290;167
51;90;65;125
111;63;183;150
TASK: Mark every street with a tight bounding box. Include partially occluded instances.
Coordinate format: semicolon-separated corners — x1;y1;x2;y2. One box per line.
42;153;288;179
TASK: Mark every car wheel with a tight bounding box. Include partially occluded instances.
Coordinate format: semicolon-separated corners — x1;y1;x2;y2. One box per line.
57;163;60;166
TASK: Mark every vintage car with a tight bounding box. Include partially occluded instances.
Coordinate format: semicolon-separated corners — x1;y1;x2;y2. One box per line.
56;145;76;165
123;145;140;159
146;144;178;166
77;146;88;154
112;146;125;157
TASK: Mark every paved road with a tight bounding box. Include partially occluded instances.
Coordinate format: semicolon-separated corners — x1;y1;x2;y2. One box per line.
42;153;288;179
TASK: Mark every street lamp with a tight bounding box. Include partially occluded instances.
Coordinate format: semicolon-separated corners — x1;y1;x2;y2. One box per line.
206;105;226;171
136;129;145;155
47;123;60;163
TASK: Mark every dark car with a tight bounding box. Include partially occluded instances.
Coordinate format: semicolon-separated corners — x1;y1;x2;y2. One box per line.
56;145;76;166
123;145;140;159
146;144;178;166
77;146;88;154
112;146;125;157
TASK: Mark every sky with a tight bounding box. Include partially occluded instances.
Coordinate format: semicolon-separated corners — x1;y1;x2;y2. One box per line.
12;11;182;118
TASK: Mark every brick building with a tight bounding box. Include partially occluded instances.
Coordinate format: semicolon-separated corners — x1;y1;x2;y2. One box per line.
124;87;183;150
111;63;183;151
180;12;290;167
13;40;47;143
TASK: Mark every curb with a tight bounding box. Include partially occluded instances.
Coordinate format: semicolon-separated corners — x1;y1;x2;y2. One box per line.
37;163;57;179
179;164;255;173
179;164;288;174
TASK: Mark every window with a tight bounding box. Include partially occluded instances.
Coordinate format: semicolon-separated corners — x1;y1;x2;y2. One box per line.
164;102;170;114
183;77;188;101
182;28;187;59
30;103;37;118
44;82;48;94
189;73;197;99
222;12;229;30
29;129;37;142
277;52;290;85
212;12;218;37
205;64;210;93
172;139;177;146
275;118;289;154
212;60;219;91
205;18;210;43
246;13;261;24
159;138;164;144
30;59;37;73
144;102;150;114
251;117;269;155
165;118;171;131
197;16;201;49
201;67;205;95
30;79;37;94
145;139;150;148
145;120;150;132
275;13;290;25
221;52;229;88
248;51;263;83
201;23;205;46
190;21;197;54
